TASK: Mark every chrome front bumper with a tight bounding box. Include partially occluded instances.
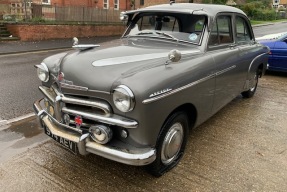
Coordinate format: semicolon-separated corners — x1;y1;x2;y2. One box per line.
33;99;156;166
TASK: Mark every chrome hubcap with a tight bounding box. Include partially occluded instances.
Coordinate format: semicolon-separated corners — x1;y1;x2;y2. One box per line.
161;123;184;165
250;73;258;92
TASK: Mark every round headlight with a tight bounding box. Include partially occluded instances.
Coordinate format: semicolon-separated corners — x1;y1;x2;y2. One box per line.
36;63;49;82
113;85;135;112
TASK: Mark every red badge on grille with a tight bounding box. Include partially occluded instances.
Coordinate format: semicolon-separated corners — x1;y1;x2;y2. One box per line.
58;72;64;81
75;116;83;128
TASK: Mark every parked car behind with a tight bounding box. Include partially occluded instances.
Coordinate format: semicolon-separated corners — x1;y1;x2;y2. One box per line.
33;3;269;177
257;32;287;72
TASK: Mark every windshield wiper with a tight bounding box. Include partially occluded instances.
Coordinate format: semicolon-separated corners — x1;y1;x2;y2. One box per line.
155;31;179;41
135;32;155;35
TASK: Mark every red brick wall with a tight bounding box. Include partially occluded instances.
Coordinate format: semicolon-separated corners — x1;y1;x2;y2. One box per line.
0;0;11;4
6;24;125;41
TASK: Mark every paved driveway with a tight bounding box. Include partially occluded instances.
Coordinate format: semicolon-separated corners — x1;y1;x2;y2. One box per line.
0;71;286;191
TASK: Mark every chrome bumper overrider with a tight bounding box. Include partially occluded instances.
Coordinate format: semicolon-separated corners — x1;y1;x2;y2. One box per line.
33;99;156;166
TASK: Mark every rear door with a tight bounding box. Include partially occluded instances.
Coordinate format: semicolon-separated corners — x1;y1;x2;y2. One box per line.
208;14;242;112
235;15;264;87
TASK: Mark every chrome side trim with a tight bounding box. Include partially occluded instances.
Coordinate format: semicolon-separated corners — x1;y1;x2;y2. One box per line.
142;65;237;104
39;85;112;114
62;107;138;129
142;74;215;104
248;52;267;73
215;65;236;76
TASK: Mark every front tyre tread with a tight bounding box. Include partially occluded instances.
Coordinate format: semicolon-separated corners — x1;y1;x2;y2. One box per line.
146;111;189;177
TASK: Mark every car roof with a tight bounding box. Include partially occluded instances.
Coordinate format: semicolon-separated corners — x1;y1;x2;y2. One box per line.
126;3;246;17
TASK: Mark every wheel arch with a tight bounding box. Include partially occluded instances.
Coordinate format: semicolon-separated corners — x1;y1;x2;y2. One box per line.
257;63;264;77
163;103;198;131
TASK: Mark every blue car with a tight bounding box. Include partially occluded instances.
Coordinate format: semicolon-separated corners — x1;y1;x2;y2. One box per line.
257;32;287;72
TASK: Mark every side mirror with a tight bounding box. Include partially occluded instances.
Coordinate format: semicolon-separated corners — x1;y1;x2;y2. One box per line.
120;12;128;21
73;37;79;46
168;49;181;63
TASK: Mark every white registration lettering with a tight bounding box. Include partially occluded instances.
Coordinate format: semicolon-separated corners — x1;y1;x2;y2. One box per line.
69;141;73;150
60;137;64;144
63;139;69;148
46;128;51;136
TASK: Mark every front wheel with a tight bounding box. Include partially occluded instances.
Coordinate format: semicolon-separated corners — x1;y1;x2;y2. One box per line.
147;111;189;177
241;70;259;98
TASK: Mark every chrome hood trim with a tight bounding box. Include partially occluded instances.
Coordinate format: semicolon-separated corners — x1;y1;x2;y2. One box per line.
92;50;200;67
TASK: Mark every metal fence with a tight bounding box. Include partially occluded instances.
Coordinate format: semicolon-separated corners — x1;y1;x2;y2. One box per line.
1;2;123;23
39;5;123;23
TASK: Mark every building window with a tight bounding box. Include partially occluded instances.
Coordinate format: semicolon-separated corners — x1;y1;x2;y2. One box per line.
42;0;51;4
114;0;119;10
140;0;144;6
104;0;109;9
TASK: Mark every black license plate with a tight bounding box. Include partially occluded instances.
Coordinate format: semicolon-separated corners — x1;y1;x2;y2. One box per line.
44;127;77;154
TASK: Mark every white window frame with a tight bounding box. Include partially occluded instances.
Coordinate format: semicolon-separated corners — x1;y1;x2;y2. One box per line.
114;0;119;10
42;0;51;5
104;0;109;9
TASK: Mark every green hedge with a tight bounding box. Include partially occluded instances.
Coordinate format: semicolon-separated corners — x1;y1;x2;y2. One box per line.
237;1;283;21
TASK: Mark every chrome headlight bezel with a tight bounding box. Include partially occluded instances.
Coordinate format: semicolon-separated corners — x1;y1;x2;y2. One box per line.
112;85;135;113
36;62;50;82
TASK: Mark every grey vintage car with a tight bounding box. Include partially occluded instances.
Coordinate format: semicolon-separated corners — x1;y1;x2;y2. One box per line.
33;3;269;176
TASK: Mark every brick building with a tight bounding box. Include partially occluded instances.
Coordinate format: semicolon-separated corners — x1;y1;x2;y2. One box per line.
133;0;202;9
42;0;133;10
1;0;134;10
273;0;287;8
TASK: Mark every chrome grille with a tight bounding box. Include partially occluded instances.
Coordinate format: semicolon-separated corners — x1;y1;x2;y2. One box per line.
38;85;138;130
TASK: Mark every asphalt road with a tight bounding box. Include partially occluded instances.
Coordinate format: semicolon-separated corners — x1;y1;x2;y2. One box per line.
253;22;287;37
0;49;70;120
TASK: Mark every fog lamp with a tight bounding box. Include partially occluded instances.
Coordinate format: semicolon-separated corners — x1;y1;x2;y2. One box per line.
89;125;113;144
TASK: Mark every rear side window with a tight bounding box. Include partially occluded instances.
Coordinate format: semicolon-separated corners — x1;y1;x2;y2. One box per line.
236;16;252;43
208;15;233;46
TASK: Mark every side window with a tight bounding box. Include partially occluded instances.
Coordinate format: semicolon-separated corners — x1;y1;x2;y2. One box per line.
208;15;233;46
236;16;252;43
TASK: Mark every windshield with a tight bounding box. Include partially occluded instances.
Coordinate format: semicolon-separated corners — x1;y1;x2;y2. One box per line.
123;13;207;45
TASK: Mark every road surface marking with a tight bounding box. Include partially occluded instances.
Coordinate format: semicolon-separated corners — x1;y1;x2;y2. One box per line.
0;113;35;128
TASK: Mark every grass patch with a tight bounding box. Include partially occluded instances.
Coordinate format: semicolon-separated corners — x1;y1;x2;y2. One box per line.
251;19;287;25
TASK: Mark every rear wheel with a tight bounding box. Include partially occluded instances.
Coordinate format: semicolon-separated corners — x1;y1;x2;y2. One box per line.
241;69;259;98
147;111;189;177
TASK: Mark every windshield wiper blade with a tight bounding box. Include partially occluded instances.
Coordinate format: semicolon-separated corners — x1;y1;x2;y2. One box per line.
135;32;155;35
155;31;179;41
